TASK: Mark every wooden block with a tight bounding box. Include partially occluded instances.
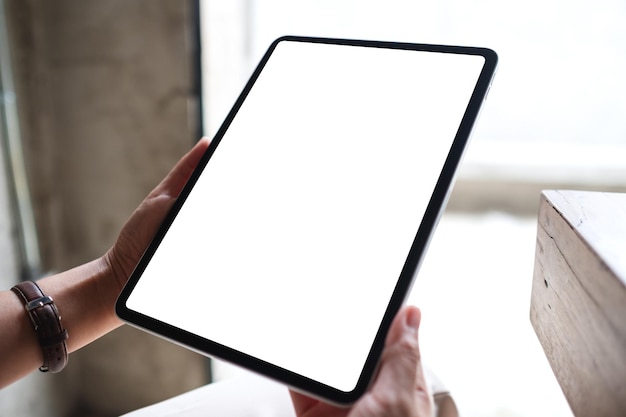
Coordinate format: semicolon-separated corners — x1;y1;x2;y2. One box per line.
531;190;626;417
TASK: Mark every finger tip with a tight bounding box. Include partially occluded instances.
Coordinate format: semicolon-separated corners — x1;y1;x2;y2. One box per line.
405;305;421;333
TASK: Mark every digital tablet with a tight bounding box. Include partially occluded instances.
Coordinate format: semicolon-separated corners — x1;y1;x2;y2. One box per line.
116;36;497;405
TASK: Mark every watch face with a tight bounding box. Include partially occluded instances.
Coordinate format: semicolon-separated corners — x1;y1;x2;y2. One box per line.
117;36;497;404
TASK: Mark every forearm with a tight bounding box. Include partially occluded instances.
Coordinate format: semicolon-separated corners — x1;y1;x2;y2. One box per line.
0;256;121;388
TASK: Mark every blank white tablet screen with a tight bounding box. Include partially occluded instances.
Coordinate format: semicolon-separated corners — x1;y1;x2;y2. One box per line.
126;40;485;392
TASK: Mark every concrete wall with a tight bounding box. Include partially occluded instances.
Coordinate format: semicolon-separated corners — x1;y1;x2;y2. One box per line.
0;102;62;417
3;1;209;415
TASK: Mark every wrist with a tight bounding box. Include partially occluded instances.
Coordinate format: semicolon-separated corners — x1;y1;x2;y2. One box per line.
37;258;123;354
102;242;138;298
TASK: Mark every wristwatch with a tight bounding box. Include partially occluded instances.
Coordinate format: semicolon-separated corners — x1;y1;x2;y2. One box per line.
11;281;69;373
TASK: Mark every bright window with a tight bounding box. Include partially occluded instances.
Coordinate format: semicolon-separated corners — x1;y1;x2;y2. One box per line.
202;0;626;188
199;1;625;415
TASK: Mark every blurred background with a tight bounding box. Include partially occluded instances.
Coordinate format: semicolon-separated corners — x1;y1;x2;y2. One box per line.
1;0;624;416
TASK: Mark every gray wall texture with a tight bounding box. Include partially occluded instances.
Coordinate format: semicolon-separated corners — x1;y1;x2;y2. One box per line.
2;1;209;415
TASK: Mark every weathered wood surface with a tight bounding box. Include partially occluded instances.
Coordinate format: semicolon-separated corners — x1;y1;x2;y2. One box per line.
531;190;626;417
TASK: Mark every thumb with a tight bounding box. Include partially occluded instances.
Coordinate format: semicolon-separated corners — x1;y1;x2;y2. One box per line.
149;136;210;200
372;306;428;397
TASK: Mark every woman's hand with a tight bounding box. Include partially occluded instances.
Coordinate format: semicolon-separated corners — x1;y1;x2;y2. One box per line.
1;138;210;388
104;137;210;292
290;306;432;417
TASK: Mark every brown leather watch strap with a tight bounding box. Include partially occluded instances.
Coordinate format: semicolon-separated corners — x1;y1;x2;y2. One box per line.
11;281;69;373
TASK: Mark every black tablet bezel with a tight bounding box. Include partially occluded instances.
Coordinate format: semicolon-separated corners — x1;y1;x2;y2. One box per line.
116;36;497;405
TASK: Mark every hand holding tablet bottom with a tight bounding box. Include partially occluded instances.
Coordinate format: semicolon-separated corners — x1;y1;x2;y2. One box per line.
290;306;433;417
116;36;497;404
